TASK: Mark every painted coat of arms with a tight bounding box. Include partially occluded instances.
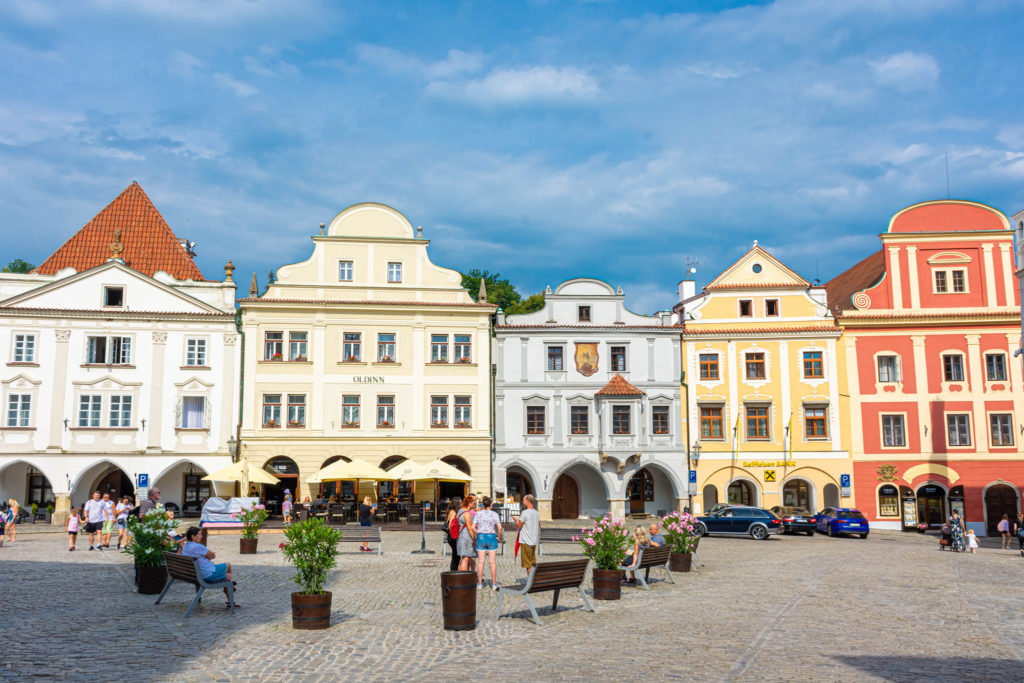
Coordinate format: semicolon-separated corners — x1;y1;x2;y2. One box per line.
574;342;598;377
876;464;898;482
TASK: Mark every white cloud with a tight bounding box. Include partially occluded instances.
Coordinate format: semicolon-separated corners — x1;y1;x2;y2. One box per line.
870;51;939;91
881;143;934;165
685;62;751;79
244;46;301;79
996;124;1024;150
213;72;258;97
168;50;203;79
0;104;83;145
355;44;484;79
429;66;599;104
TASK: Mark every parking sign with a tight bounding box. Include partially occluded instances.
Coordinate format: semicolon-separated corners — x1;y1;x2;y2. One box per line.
840;473;851;497
138;473;149;488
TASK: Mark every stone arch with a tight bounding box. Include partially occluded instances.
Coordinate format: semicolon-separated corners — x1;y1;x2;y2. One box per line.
727;476;760;507
550;458;610;519
616;460;682;499
497;458;542;503
442;455;471;475
70;458;134;502
982;480;1020;536
780;475;817;511
0;458;58;509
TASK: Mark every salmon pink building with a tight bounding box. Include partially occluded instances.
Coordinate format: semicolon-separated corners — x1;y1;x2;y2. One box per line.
827;200;1022;536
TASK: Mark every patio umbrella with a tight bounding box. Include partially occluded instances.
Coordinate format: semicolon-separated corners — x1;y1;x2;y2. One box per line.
396;459;471;554
306;458;392;502
202;458;279;496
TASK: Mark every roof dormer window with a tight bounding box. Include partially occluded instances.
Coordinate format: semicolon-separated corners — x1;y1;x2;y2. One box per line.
578;306;591;322
103;286;124;308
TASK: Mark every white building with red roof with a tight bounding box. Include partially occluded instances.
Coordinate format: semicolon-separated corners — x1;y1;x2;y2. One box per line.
0;183;239;524
494;278;684;521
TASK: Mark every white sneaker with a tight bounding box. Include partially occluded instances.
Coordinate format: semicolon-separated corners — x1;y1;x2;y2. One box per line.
476;583;483;589
493;584;500;591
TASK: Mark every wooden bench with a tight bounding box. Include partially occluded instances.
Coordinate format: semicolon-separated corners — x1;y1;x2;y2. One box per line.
340;527;382;554
496;558;594;625
155;551;235;618
538;528;580;556
618;544;673;590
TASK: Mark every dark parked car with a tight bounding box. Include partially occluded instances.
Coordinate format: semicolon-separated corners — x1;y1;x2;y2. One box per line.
696;506;782;540
815;507;870;538
769;506;817;535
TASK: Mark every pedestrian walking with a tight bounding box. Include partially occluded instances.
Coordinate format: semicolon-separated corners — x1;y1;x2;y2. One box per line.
67;507;80;551
100;492;115;548
475;497;502;590
950;510;967;553
514;494;540;575
5;499;19;543
1016;513;1024;554
83;491;105;550
997;514;1011;549
115;497;131;549
444;498;461;571
357;496;376;552
456;494;478;572
282;489;293;527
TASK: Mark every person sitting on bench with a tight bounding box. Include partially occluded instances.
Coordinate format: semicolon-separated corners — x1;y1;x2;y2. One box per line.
179;526;237;606
623;527;649;584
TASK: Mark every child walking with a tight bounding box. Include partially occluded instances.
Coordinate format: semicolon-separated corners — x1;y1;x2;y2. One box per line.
967;529;979;553
67;507;81;551
282;489;293;527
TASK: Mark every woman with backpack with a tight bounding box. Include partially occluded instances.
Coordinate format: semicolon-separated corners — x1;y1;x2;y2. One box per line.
444;498;462;571
456;495;478;572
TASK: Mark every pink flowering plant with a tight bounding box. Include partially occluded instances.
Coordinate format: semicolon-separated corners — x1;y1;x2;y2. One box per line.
662;510;699;554
573;514;630;570
233;504;268;540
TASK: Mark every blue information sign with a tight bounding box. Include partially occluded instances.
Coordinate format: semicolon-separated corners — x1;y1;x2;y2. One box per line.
840;474;851;488
688;470;698;484
137;473;149;488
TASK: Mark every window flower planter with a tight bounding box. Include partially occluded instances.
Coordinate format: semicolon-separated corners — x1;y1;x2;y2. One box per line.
264;420;279;428
291;356;307;362
455;422;471;428
379;356;394;363
345;356;359;362
378;422;393;428
270;354;283;361
288;421;305;428
343;421;359;428
431;422;447;428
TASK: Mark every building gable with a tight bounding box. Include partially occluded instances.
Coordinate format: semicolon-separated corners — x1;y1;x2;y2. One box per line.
705;244;810;291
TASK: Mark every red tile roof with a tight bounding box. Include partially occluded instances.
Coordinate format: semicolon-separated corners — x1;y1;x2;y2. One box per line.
34;182;205;281
823;250;884;316
595;373;646;396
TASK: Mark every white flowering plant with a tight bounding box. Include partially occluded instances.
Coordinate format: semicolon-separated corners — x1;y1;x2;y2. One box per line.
123;508;178;567
662;510;699;554
573;514;630;570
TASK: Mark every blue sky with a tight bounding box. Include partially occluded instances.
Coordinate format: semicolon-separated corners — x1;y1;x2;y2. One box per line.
2;0;1023;313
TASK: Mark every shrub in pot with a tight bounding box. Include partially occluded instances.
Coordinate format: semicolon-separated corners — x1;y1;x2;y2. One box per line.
30;503;38;524
234;504;268;553
574;514;629;600
662;510;699;572
124;508;178;594
280;518;343;629
45;503;54;524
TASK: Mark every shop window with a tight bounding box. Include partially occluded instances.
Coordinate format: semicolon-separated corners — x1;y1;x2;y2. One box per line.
28;474;53;506
878;484;900;517
728;480;755;506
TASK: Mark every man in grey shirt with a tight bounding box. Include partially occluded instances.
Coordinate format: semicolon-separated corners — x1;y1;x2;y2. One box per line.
83;491;105;551
514;494;540;575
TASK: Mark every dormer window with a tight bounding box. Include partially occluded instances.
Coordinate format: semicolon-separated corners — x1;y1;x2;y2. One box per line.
739;300;753;317
578;306;591;322
387;262;403;283
765;299;779;317
104;286;124;307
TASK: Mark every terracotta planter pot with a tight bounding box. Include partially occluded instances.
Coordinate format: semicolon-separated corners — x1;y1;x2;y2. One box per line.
137;564;168;595
669;552;693;572
291;592;332;630
592;569;623;600
239;537;258;554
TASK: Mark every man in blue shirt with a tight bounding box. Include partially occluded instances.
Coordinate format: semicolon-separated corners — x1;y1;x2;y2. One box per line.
648;522;666;547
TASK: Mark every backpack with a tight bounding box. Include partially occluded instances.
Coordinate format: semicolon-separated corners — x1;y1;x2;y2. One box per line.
449;513;461;539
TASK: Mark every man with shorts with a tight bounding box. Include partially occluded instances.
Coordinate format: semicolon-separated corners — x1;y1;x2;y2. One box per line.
83;491;105;551
514;494;540;575
115;497;131;549
100;492;116;548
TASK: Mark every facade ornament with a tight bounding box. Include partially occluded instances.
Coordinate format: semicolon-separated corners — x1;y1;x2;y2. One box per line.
478;278;488;303
876;464;898;482
55;329;72;342
224;259;235;282
249;272;259;297
152;331;167;344
224;333;237;346
416;225;423;239
109;228;125;260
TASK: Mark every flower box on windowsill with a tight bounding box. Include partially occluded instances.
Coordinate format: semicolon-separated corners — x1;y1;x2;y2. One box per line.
456;357;472;364
344;356;361;363
263;421;280;429
455;422;471;428
377;422;394;429
342;422;360;428
287;421;305;429
290;356;308;363
431;422;448;428
270;354;284;361
378;357;394;363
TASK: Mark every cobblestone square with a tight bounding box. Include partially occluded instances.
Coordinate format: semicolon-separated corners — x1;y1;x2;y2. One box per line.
2;527;1021;681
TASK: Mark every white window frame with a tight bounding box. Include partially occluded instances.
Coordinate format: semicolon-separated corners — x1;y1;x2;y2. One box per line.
103;285;125;308
546;345;564;372
262;394;282;428
287;394;306;428
609;345;627;373
612;404;632;435
989;413;1014;447
289;332;308;361
946;413;972;448
6;393;31;427
343;332;362;362
376;395;395;428
942;353;965;382
180;395;207;430
430;334;449;363
185;338;207;367
12;333;36;363
454;396;471;428
454;334;472;362
342;395;360;427
338;260;354;282
86;335;132;365
377;333;396;362
78;394;102;428
877;355;901;383
985;353;1007;381
109;395;132;428
880;413;907;448
651;404;671;436
430;395;448;428
386;261;403;283
264;331;284;360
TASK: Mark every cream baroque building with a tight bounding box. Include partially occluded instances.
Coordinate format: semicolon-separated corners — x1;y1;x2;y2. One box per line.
238;203;495;506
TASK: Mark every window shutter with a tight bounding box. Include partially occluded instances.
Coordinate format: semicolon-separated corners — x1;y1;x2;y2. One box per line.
175;398;182;429
204;397;211;430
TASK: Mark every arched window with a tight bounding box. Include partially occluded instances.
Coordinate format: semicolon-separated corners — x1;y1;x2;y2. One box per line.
506;469;533;502
441;455;471;475
878;484;899;518
265;457;298;475
782;479;811;509
380;456;407;472
702;484;718;510
728;480;755;506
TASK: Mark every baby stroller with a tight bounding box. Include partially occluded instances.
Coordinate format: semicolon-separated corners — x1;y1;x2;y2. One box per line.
939;523;952;550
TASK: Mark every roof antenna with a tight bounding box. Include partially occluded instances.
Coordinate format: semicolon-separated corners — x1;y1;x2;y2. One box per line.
685;257;698;280
815;259;820;285
945;149;951;199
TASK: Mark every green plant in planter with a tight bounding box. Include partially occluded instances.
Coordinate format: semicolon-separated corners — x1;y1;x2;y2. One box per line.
662;510;699;554
124;508;178;567
280;518;343;595
234;504;268;540
573;514;630;570
46;504;54;515
31;503;38;515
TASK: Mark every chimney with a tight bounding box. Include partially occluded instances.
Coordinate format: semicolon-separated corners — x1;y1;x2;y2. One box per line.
677;279;696;304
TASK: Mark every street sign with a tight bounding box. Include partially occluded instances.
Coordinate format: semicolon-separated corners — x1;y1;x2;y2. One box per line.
688;470;697;495
840;473;851;497
764;470;776;483
137;473;149;488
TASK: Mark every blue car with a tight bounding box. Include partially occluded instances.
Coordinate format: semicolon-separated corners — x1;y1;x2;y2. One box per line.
815;507;869;538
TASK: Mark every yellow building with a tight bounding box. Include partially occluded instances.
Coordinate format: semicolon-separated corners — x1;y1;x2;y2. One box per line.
675;244;852;514
237;203;495;508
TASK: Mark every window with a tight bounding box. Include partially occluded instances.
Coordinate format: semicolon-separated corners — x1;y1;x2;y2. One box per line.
739;300;753;317
78;395;102;427
338;260;353;281
934;271;948;293
183;474;210;513
86;336;131;365
287;394;306;428
991;414;1014;446
652;405;670;435
377;333;396;362
610;346;626;372
612;405;631;434
289;332;308;361
746;406;769;439
765;299;779;317
802;351;823;379
185;338;207;367
430;396;448;427
262;394;281;428
578;306;591;322
547;346;564;371
6;394;30;427
431;334;448;363
103;286;124;307
526;406;545;434
804;406;827;439
877;355;900;382
387;262;402;283
699;353;719;380
454;334;472;362
454;396;471;427
181;396;205;429
109;395;132;428
570;405;589;434
27;474;53;507
700;406;723;439
986;354;1007;381
952;270;965;292
947;414;971;446
343;332;361;361
342;395;360;427
745;352;765;380
882;415;905;447
935;269;967;293
377;395;394;428
12;334;35;363
878;484;900;517
264;332;284;360
942;354;964;382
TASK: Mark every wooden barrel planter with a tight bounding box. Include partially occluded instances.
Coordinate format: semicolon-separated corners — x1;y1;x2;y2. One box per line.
291;592;332;630
669;553;692;572
137;565;168;595
239;538;258;554
592;569;623;600
440;571;477;630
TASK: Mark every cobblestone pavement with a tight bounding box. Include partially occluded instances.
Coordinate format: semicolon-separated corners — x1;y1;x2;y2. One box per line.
2;526;1022;681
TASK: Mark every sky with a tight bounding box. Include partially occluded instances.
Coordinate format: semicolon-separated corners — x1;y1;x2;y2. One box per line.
2;0;1023;313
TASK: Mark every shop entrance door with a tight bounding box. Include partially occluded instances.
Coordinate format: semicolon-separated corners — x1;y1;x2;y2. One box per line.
916;485;945;527
985;484;1019;536
552;475;579;519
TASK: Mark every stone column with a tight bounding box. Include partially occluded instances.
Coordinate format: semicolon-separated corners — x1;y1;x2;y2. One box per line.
52;493;72;527
536;498;553;521
147;330;167;453
47;330;72;452
609;498;626;519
